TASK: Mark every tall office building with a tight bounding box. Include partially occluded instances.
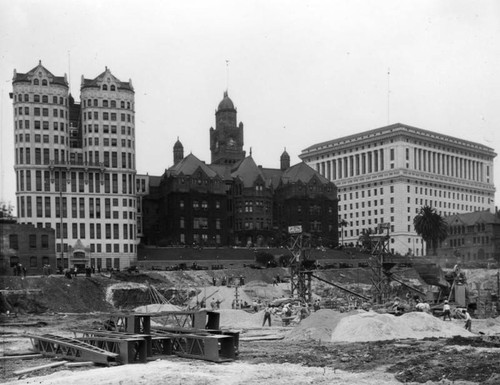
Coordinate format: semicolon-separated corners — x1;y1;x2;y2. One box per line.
300;123;496;256
11;61;137;271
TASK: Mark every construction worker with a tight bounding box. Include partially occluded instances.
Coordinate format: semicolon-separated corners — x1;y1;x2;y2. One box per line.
262;304;273;327
463;309;472;331
443;300;452;321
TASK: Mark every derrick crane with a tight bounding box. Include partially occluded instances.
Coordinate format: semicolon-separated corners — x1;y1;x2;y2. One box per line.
368;223;424;304
287;225;312;303
368;222;393;304
287;225;370;304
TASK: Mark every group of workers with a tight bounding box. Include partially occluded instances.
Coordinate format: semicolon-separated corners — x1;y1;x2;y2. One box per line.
395;296;472;332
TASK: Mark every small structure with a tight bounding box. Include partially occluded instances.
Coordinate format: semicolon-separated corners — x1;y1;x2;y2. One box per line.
0;221;56;276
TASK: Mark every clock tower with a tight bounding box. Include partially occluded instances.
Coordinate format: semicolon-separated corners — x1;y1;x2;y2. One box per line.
210;91;245;165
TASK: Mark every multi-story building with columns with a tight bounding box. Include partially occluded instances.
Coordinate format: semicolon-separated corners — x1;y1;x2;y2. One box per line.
300;123;496;256
11;61;137;271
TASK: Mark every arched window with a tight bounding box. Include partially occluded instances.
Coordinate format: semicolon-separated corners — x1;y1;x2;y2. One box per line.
42;95;48;103
121;101;125;108
24;94;29;102
110;85;116;91
102;84;108;91
34;95;40;103
94;99;98;107
110;100;116;108
33;79;39;85
42;79;48;86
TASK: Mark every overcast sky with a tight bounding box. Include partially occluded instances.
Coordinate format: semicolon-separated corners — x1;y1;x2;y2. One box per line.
1;0;499;210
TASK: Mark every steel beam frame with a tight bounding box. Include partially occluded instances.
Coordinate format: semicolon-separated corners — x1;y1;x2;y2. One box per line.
28;334;118;365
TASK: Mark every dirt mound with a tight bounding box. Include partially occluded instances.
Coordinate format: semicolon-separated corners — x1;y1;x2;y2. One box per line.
1;276;114;314
285;309;362;342
243;280;290;300
331;311;474;342
187;285;254;309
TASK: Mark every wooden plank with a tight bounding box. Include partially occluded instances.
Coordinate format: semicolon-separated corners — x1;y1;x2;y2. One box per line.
240;335;284;341
13;360;68;376
0;354;43;360
64;361;95;367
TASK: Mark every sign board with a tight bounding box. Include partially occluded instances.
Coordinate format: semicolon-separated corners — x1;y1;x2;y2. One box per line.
288;225;302;234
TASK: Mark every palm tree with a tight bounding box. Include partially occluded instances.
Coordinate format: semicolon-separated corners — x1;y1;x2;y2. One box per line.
413;206;448;256
358;228;373;251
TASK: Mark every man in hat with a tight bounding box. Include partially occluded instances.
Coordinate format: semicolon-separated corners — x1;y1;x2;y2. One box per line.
443;300;452;321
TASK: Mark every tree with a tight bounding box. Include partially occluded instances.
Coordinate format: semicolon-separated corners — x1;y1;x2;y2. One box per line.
0;201;14;222
358;228;374;252
413;206;448;256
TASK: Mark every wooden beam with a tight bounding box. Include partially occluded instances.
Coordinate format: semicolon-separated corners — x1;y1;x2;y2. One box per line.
13;360;68;376
64;361;95;367
0;354;43;361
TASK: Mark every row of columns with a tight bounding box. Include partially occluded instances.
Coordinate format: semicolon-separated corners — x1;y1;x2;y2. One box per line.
314;147;485;183
317;149;385;180
413;149;484;182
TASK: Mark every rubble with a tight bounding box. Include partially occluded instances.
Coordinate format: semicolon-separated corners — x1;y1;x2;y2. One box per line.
2;267;500;384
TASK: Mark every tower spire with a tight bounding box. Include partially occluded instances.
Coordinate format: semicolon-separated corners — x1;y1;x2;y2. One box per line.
225;59;230;94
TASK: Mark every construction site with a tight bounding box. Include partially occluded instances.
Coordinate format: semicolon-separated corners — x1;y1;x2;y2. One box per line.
2;233;500;385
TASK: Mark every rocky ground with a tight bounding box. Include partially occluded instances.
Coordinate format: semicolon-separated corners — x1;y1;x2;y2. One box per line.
1;267;500;384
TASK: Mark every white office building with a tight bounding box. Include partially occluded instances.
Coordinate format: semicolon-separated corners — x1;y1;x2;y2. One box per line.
300;123;496;256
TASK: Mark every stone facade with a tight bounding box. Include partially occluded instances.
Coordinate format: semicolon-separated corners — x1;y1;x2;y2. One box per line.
300;123;496;256
11;62;137;271
437;210;500;264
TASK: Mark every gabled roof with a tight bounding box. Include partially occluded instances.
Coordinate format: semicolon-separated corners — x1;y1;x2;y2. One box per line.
81;67;133;92
13;61;67;86
167;153;218;178
281;162;330;185
231;156;265;188
210;164;234;181
445;210;500;226
260;167;283;189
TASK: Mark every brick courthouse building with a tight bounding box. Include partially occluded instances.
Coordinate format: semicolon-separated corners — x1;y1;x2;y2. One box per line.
139;92;339;248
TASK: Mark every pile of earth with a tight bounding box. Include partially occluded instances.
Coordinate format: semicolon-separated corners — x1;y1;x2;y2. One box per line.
286;309;474;342
0;275;115;314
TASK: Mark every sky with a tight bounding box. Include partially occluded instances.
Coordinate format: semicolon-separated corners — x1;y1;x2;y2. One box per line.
1;0;500;211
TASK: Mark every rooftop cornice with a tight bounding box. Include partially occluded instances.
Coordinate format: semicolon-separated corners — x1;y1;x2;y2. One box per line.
301;123;496;159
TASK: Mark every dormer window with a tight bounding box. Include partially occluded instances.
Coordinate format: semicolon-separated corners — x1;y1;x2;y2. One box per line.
102;84;108;91
110;85;116;91
33;79;39;85
42;79;48;86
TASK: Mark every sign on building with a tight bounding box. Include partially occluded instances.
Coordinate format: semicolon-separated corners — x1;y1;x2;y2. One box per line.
288;225;302;234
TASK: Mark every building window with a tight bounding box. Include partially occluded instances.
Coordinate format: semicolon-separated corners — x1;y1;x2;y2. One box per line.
41;234;49;249
9;234;19;250
29;234;37;248
30;256;38;267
